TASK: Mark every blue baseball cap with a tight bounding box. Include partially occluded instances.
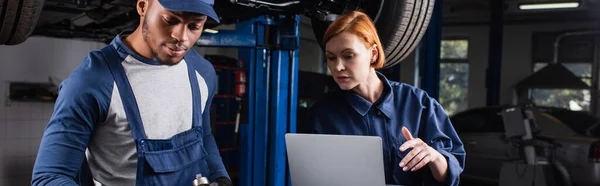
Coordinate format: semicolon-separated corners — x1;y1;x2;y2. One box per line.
156;0;220;23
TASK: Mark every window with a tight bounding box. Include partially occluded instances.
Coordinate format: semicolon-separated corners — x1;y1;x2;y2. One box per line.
530;63;591;111
529;32;594;111
440;39;469;116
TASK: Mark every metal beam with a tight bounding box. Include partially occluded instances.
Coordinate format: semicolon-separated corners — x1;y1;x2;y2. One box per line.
233;15;300;186
419;0;443;99
235;16;275;186
486;0;504;105
250;18;270;186
236;18;259;186
266;15;300;186
594;36;600;116
286;17;300;186
197;31;257;48
268;44;289;186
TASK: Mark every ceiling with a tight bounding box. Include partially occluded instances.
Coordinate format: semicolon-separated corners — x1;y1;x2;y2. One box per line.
442;0;600;25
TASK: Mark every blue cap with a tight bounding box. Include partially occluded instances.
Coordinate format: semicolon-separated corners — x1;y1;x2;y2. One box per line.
156;0;220;23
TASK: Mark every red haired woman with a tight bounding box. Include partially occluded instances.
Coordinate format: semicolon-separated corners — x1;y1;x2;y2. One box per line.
308;10;465;186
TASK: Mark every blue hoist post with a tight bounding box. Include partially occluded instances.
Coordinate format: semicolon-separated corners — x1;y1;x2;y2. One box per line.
487;0;504;106
267;14;300;186
197;14;300;186
419;0;443;100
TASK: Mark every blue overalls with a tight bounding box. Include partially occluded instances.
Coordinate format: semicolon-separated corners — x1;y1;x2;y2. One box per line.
309;72;466;186
95;45;211;185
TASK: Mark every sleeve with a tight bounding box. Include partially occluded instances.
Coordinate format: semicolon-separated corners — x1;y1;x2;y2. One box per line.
420;97;466;186
202;74;230;181
31;57;110;186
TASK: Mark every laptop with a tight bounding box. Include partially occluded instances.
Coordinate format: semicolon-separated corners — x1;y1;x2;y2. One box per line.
285;133;387;186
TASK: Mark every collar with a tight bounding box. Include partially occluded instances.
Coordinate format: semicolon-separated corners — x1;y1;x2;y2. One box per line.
109;31;163;65
345;71;395;118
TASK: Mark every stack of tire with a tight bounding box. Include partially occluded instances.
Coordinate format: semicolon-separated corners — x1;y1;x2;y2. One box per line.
310;0;435;68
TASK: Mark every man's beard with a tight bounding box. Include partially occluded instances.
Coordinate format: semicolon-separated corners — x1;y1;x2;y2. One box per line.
141;17;187;65
142;18;162;64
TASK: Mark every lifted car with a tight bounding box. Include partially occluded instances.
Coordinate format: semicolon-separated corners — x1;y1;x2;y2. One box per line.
0;0;435;67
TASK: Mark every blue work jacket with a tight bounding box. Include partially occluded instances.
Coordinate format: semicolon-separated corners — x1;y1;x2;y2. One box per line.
31;33;229;185
308;72;465;186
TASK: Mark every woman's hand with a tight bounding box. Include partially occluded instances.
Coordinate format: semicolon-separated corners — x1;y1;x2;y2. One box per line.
398;127;448;182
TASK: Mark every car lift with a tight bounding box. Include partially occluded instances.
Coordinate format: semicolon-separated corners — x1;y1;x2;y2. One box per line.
196;15;300;186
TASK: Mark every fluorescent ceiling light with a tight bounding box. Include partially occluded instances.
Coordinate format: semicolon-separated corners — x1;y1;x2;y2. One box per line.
519;2;579;10
203;29;219;34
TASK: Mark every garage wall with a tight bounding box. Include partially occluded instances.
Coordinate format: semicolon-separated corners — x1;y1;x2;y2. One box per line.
441;21;600;110
361;26;488;108
500;22;600;105
398;52;417;86
299;15;325;74
418;21;600;113
443;26;490;109
0;36;104;185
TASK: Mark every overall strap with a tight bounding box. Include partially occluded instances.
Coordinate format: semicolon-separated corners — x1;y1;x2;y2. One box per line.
186;60;202;127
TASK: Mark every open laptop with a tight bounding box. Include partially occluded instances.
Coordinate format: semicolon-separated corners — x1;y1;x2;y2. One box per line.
285;133;387;186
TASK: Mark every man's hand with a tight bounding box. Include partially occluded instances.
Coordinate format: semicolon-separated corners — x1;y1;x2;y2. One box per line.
398;127;444;172
209;177;232;186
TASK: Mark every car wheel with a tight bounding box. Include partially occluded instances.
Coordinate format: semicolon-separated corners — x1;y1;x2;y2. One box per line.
311;0;435;68
0;0;45;45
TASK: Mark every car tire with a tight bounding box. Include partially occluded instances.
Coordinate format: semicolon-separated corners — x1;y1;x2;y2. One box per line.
0;0;45;45
311;0;435;68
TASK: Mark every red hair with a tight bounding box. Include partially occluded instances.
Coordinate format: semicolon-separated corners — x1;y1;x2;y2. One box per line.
323;10;385;69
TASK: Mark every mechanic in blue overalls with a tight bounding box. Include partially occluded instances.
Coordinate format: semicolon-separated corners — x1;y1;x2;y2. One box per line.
31;0;231;185
308;11;466;186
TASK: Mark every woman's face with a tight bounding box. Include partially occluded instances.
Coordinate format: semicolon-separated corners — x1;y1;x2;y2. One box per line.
325;32;376;90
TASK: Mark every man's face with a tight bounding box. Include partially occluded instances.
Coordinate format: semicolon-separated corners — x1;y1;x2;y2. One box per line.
142;0;207;65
